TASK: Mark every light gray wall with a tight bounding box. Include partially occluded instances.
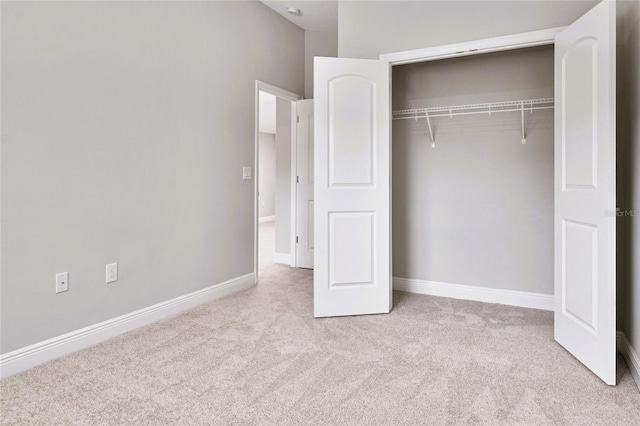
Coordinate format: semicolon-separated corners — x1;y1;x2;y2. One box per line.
0;1;304;353
338;0;599;59
617;0;640;353
259;133;276;218
305;30;338;98
392;46;554;294
275;97;292;255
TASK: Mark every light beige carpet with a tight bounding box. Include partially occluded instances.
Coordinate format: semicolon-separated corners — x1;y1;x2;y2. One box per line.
1;222;639;425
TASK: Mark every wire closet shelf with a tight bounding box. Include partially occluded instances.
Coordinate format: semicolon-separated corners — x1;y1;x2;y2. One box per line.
392;97;555;145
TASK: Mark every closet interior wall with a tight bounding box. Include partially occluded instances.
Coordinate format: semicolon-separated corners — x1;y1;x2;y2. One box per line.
392;45;555;295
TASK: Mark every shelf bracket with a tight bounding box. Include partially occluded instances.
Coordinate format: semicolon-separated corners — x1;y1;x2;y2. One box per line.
521;102;526;144
425;111;435;147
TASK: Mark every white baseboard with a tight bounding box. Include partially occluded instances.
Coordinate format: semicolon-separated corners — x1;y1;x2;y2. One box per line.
618;331;640;391
393;277;554;311
0;273;256;379
259;215;275;223
273;252;291;265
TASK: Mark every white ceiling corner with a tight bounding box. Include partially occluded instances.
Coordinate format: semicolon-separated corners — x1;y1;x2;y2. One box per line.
259;1;338;32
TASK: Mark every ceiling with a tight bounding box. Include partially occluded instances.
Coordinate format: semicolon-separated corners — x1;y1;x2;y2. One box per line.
260;1;338;32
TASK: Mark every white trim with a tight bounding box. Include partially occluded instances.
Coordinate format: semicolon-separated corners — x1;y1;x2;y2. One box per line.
259;215;275;223
273;252;291;265
290;101;298;267
618;331;640;391
254;82;260;280
393;277;554;311
256;81;302;102
0;273;256;379
380;27;566;65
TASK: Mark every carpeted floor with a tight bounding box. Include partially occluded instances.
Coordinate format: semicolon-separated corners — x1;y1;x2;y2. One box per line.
1;222;639;425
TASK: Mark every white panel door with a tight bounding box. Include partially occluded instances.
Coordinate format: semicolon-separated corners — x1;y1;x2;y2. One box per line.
314;57;391;318
554;0;616;385
296;99;314;269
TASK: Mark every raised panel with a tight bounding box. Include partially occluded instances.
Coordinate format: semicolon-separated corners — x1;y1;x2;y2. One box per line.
328;76;375;187
308;201;314;251
562;219;598;334
562;38;597;190
329;212;375;288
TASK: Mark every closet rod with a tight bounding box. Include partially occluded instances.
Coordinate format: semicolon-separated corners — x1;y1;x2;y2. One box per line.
392;98;554;121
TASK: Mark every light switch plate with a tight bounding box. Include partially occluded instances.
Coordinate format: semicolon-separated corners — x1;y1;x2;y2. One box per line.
243;166;252;180
106;263;118;284
56;272;69;293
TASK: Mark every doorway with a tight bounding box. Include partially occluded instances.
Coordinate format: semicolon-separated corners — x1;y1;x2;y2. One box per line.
254;81;302;280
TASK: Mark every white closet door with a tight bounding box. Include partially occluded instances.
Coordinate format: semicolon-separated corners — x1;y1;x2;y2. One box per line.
296;99;314;269
554;0;616;385
313;57;391;318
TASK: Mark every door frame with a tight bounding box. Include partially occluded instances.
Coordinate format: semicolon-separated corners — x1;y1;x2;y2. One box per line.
291;99;315;269
254;81;303;281
379;27;565;65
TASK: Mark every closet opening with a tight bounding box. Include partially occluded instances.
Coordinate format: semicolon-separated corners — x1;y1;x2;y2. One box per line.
391;45;555;304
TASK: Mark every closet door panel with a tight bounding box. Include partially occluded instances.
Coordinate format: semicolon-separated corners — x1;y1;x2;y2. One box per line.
314;57;391;318
329;211;375;287
562;38;597;189
328;76;375;186
561;219;597;331
554;0;616;385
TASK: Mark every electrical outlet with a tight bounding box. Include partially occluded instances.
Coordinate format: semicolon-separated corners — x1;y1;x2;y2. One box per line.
56;272;69;294
106;263;118;284
243;166;252;180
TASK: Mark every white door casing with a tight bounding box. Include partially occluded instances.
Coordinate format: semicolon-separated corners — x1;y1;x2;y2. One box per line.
296;99;314;269
554;0;616;385
314;57;391;318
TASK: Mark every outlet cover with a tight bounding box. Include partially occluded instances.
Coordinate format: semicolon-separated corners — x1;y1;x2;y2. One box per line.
56;272;69;293
106;263;118;284
243;166;252;180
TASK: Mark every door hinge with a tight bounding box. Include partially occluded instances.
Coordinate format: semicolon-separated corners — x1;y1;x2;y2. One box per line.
297;116;300;123
296;176;299;183
296;236;299;243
